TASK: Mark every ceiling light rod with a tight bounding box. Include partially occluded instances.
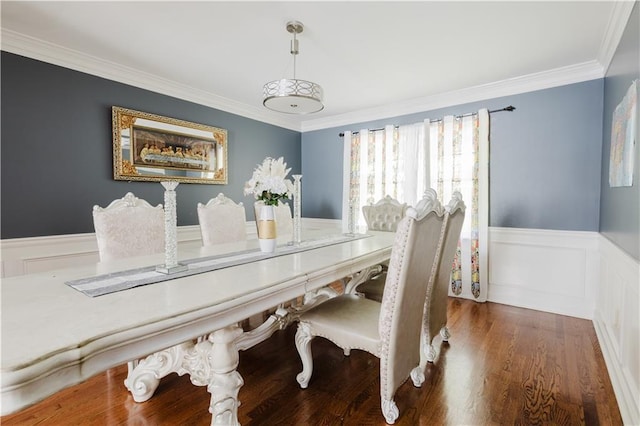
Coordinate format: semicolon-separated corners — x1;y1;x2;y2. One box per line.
288;21;302;79
263;20;324;114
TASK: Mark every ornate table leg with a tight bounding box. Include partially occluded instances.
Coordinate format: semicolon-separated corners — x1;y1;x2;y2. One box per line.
124;342;193;402
207;325;244;426
124;326;245;425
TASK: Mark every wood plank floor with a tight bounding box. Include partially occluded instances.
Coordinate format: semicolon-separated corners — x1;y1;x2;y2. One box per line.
2;298;622;425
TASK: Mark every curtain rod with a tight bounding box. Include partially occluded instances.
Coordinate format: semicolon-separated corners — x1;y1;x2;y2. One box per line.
338;105;515;137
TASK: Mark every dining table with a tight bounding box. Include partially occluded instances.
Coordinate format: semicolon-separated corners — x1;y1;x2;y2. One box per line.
0;225;394;425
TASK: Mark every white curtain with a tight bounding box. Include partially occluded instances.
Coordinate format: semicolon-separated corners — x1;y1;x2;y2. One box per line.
342;122;429;232
342;109;489;301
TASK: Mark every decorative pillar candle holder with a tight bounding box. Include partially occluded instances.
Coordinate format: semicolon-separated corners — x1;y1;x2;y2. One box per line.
156;181;187;274
346;201;356;236
292;174;302;244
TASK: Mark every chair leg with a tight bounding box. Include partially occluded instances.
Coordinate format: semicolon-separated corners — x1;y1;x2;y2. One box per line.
295;322;314;389
381;398;399;424
440;326;451;342
425;343;437;363
410;366;425;387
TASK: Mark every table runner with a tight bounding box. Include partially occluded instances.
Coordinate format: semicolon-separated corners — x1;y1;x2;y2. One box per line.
66;233;369;297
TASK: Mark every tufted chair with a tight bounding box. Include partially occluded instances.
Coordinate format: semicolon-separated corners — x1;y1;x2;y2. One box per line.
356;196;408;301
198;193;247;246
92;192;164;262
421;191;466;364
254;200;293;238
362;196;408;232
294;189;446;424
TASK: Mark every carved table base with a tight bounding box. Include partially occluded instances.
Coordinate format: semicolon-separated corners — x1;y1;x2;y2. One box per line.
124;308;294;425
124;274;370;424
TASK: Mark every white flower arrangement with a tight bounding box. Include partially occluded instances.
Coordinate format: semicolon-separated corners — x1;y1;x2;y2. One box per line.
244;157;294;206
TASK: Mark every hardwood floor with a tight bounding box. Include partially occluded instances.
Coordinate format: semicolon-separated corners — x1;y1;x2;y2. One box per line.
2;299;622;425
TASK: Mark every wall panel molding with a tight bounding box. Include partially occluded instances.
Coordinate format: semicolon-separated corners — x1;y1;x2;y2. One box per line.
0;219;340;278
594;235;640;426
487;227;599;319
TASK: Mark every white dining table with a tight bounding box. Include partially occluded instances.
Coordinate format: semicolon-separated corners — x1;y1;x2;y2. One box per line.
0;226;394;425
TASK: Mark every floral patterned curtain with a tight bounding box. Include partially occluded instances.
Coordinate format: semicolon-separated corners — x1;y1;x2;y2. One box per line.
342;126;403;232
342;109;489;301
430;110;489;301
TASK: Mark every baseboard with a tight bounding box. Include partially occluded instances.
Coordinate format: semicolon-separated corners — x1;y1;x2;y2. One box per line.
487;227;599;319
593;236;640;426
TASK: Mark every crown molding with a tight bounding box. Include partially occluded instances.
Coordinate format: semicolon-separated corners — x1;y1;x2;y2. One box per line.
0;29;301;132
1;25;614;135
597;0;636;75
300;60;605;132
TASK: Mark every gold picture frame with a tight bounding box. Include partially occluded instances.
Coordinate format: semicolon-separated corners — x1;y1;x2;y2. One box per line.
112;106;228;184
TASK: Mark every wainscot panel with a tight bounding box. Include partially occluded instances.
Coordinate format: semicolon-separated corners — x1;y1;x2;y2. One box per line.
594;235;640;426
0;219;341;279
487;227;599;319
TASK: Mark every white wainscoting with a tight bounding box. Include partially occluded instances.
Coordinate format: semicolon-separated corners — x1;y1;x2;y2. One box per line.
488;227;600;319
594;236;640;426
2;223;637;423
0;219;341;279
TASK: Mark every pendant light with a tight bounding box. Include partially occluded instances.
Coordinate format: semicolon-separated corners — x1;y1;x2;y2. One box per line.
263;21;324;114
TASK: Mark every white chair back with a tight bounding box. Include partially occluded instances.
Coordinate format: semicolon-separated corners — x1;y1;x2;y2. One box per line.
92;192;164;262
377;189;445;406
362;196;408;232
422;191;466;359
198;193;247;246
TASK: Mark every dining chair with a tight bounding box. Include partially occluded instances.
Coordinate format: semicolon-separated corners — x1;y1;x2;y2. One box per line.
254;200;293;238
92;192;164;262
198;193;247;246
294;189;446;424
421;191;466;364
362;195;408;232
92;192;164;375
355;196;408;301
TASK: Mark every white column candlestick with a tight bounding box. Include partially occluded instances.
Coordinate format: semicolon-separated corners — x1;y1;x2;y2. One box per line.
156;181;187;274
292;175;302;244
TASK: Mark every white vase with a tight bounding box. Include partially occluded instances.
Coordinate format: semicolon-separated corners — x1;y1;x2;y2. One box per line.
257;204;277;253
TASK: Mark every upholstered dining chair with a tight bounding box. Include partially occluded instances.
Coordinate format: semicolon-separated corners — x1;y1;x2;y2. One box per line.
356;196;408;301
294;189;446;424
92;192;164;374
92;192;164;262
421;191;466;364
254;200;293;237
362;195;408;232
198;193;247;246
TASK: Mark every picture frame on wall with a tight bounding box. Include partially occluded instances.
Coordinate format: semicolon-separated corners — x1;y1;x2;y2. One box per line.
112;106;228;184
609;79;637;187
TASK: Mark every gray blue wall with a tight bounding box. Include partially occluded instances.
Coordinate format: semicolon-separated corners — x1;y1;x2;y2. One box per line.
302;80;604;233
4;6;639;262
1;52;301;239
600;3;640;261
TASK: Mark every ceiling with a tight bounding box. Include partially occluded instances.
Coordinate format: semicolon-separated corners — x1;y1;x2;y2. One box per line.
0;1;633;131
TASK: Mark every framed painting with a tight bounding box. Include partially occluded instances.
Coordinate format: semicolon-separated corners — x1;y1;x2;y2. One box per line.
112;106;228;184
609;80;637;187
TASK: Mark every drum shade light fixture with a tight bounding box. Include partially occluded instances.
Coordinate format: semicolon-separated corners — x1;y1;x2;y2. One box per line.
263;21;324;114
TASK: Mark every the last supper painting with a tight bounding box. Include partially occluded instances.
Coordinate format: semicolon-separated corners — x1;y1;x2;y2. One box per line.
112;106;228;184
